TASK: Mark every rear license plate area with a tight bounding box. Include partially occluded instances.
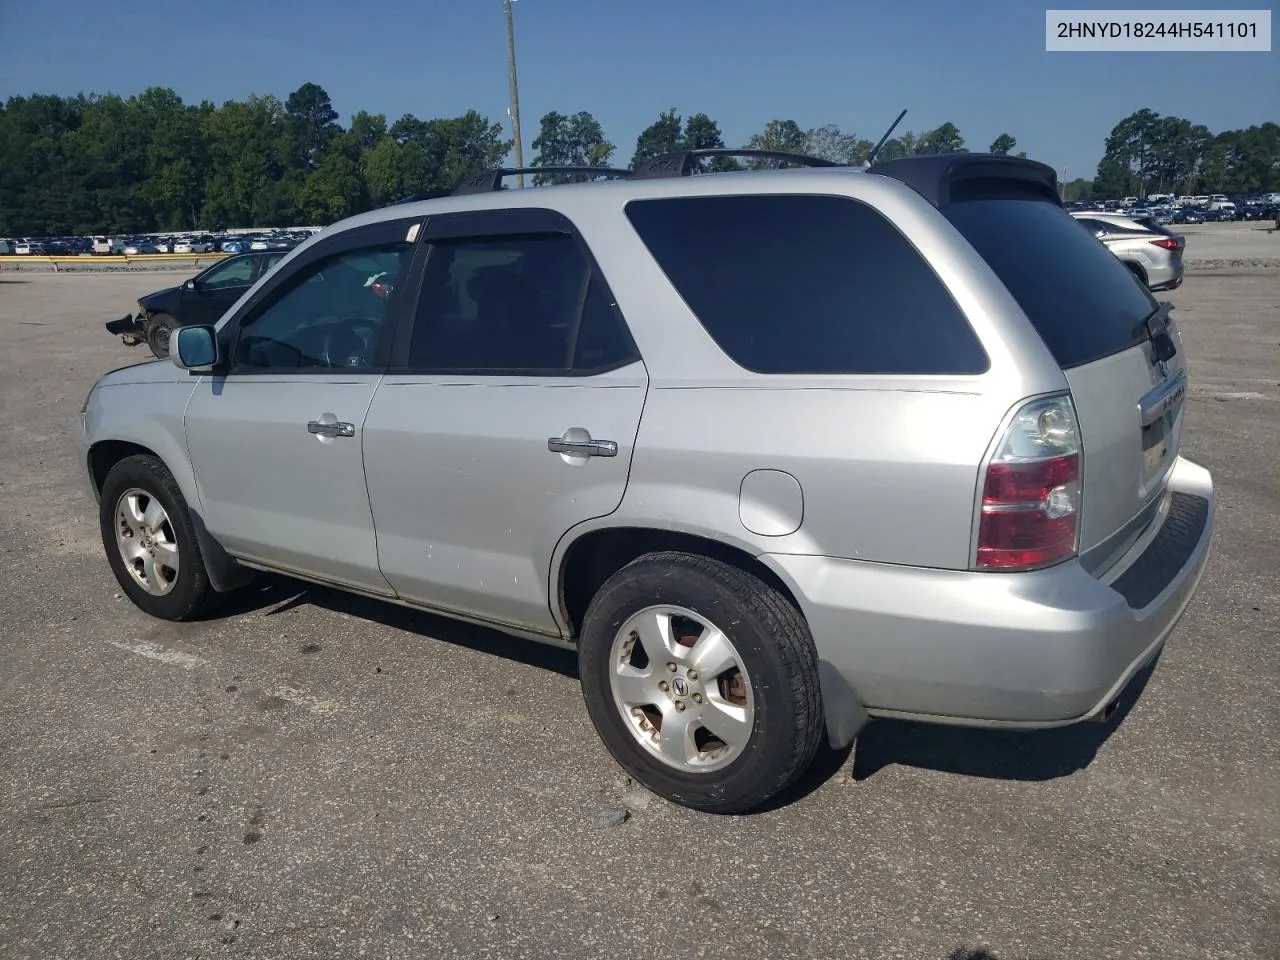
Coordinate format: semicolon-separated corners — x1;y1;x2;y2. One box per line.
1142;411;1173;475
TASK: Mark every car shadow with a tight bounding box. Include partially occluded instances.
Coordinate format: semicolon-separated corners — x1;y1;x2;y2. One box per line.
850;653;1160;783
208;571;578;679
717;653;1160;814
207;572;1158;799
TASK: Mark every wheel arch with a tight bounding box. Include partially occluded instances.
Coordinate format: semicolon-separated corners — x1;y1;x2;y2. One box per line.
554;524;867;750
1123;260;1148;286
88;438;249;593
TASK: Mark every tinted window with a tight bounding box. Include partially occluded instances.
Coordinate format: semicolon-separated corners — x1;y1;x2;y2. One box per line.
232;243;410;372
408;234;635;373
945;199;1155;369
624;195;987;375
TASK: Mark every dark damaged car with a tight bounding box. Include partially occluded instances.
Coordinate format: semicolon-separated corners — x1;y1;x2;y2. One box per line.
105;251;286;358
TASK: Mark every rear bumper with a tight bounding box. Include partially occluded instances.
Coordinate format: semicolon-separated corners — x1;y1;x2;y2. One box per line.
762;455;1214;728
1147;256;1184;291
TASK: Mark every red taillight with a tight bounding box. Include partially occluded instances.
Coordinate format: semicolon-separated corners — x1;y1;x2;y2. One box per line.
976;395;1082;572
1149;237;1179;250
978;455;1080;569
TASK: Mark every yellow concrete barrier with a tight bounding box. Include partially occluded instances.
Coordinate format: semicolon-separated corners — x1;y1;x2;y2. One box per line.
0;252;229;269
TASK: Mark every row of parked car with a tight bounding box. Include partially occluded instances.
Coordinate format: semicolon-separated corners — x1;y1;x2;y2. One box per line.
1068;193;1280;225
0;230;318;257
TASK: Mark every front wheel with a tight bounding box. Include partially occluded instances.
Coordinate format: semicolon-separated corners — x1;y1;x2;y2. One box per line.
99;454;216;621
144;313;175;360
578;552;824;814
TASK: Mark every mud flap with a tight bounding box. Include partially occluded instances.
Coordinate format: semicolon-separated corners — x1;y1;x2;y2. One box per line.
818;660;870;750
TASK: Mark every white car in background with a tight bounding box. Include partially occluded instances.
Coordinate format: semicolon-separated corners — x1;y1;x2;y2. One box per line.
172;237;212;254
92;236;126;255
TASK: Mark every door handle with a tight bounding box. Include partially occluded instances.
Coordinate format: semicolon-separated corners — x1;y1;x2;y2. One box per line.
547;437;617;457
307;420;355;438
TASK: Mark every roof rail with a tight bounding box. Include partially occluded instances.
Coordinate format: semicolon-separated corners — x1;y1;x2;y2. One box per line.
632;148;842;179
392;189;454;205
451;166;633;196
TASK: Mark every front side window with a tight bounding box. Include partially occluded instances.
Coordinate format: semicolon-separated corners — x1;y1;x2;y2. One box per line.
200;257;256;289
231;242;410;372
407;233;635;373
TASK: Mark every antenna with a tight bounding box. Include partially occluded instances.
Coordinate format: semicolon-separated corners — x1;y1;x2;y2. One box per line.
864;109;907;167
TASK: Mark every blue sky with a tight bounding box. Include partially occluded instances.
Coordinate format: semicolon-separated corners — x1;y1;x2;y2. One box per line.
1;0;1274;179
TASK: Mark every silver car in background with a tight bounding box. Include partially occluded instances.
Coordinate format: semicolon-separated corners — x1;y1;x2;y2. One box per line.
1072;210;1185;290
77;151;1214;813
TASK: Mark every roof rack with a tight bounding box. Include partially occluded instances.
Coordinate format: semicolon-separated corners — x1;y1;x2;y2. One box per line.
451;166;633;196
633;148;842;179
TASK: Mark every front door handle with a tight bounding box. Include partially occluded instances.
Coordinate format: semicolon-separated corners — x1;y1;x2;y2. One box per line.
307;420;355;438
547;437;618;458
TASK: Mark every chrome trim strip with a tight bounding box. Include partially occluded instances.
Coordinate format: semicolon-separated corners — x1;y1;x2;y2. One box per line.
1138;369;1187;427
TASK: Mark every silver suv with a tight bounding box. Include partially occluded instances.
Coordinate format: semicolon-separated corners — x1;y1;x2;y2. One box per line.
77;151;1215;813
1072;210;1185;291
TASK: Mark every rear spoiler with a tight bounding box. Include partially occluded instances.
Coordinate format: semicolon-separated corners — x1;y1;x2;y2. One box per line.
867;153;1061;209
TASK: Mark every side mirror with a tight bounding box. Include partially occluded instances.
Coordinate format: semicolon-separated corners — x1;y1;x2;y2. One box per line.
171;325;220;373
183;278;197;291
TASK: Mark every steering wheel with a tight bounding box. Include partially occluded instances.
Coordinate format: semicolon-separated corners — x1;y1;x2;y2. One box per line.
320;316;380;368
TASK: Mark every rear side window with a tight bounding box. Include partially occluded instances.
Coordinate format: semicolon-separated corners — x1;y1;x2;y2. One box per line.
624;195;988;375
407;234;636;374
945;199;1157;369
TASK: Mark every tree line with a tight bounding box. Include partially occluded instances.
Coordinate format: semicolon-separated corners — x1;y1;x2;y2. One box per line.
1;83;1275;235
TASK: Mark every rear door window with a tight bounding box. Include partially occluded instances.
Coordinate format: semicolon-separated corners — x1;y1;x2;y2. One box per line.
624;194;988;375
407;234;637;374
944;199;1157;369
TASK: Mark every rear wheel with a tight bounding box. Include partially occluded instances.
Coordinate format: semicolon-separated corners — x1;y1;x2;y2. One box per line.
578;551;824;814
1124;262;1149;287
145;313;175;360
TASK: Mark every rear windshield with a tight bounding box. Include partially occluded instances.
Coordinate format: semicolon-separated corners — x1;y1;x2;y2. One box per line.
944;199;1157;369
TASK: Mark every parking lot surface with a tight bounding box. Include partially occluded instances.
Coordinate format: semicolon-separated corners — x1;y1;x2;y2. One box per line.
1;257;1277;959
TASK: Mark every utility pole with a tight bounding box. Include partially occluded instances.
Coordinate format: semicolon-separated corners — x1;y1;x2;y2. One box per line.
503;0;525;188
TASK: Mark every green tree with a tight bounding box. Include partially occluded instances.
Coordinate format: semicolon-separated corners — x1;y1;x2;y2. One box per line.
298;131;368;222
135;88;206;229
421;110;512;189
629;109;735;171
202;94;297;227
350;111;388;151
989;133;1017;155
531;111;615;183
285;82;340;168
916;122;965;155
631;108;684;168
806;123;873;165
744;119;809;166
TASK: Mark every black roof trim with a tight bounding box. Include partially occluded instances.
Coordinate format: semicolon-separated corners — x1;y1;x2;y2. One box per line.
633;148;841;179
867;153;1061;208
452;167;633;196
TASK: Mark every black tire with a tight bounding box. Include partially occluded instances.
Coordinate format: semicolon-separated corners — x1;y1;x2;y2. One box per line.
1124;262;1149;287
145;313;175;360
578;551;824;814
99;454;216;621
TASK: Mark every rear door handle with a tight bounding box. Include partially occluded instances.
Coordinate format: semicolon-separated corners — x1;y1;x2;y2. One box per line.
308;420;355;438
547;437;617;457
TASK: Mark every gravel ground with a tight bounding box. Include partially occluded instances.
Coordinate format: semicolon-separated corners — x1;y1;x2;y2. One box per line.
0;257;1277;960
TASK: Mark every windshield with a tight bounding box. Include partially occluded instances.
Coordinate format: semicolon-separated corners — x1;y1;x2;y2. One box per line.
945;198;1158;369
